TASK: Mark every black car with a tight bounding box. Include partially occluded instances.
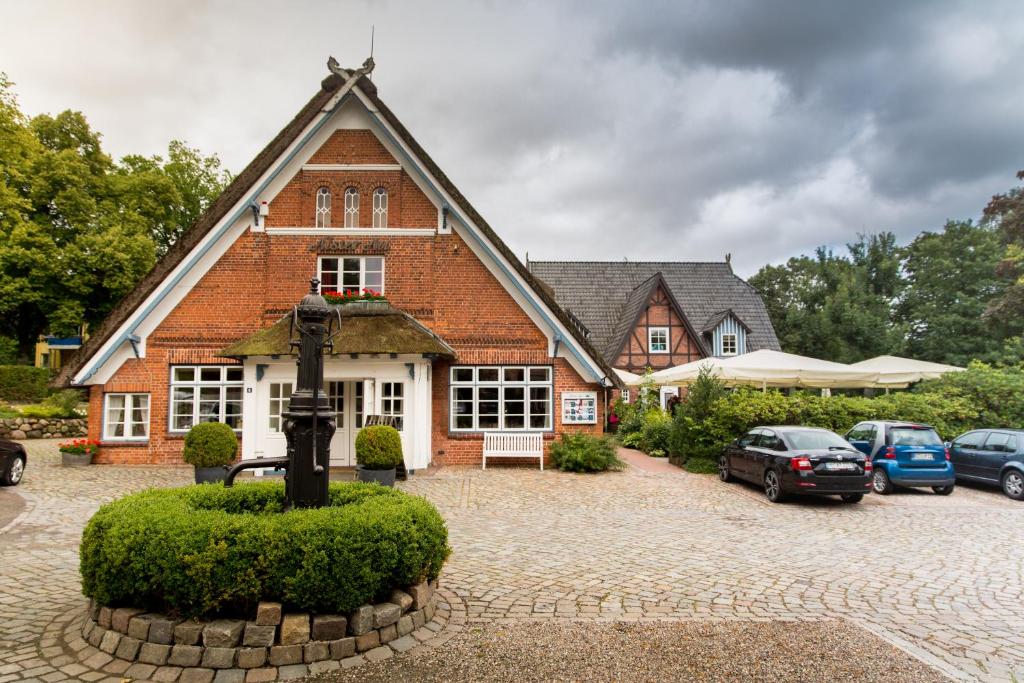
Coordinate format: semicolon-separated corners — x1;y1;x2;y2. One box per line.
948;429;1024;501
1;439;26;486
719;426;873;503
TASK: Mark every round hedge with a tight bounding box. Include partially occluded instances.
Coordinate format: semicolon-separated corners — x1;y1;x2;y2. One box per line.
182;422;238;468
80;481;449;619
355;425;404;470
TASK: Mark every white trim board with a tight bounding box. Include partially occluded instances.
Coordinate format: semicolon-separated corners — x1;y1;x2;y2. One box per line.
302;163;402;171
265;227;435;236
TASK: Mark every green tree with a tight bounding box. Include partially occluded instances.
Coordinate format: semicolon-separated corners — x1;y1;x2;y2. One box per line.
898;221;1006;365
982;171;1024;333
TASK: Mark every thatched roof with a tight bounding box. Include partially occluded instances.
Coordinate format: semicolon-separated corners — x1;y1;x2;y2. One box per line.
219;304;456;359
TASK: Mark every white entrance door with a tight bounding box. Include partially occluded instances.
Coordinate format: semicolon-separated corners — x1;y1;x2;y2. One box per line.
327;380;364;466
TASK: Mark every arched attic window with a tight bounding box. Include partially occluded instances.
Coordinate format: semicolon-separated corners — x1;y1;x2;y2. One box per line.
315;187;331;228
372;187;388;228
344;187;359;228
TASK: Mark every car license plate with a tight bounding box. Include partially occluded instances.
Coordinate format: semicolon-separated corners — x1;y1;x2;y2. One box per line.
911;453;933;461
825;462;856;471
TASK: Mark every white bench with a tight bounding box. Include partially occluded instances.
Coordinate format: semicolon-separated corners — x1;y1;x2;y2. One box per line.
482;432;544;470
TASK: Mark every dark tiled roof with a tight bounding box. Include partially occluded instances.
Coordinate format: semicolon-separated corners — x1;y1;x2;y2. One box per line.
701;309;752;334
528;261;781;363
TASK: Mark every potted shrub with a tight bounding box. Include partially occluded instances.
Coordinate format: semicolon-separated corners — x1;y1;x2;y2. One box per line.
59;439;100;466
183;422;238;484
355;424;404;486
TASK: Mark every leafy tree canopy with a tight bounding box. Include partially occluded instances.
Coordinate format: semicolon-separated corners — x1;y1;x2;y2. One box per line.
0;74;231;352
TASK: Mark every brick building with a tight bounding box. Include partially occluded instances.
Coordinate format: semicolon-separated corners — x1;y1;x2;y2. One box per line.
56;63;618;467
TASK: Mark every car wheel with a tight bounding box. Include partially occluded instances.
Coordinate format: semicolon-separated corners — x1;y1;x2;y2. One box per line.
840;493;864;503
1001;470;1024;501
764;469;785;503
872;469;893;495
718;455;733;482
1;456;25;486
931;485;954;496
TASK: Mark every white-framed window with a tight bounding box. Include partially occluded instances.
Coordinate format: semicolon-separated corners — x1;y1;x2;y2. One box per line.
621;389;631;403
170;366;243;432
449;366;553;432
104;393;149;440
269;382;292;432
721;333;738;356
649;327;669;353
372;187;388;228
344;187;359;227
381;381;404;431
315;187;331;228
318;256;384;294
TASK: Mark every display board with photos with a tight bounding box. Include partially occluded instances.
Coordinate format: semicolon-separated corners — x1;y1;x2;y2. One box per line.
561;391;598;424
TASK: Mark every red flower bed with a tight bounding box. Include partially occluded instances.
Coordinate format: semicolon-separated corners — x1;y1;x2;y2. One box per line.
59;439;101;455
323;288;387;304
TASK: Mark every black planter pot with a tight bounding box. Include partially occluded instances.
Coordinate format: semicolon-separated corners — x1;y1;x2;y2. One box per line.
194;466;228;484
356;465;396;487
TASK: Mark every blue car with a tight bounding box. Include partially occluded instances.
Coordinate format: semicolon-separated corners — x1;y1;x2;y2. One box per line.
948;429;1024;501
844;421;955;495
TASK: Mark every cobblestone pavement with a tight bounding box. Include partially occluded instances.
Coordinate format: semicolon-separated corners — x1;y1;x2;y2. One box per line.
1;441;1022;682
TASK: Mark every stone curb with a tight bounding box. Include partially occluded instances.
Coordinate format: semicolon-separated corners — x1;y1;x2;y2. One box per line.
61;583;465;682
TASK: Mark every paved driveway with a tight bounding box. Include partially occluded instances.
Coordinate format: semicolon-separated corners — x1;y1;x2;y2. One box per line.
1;442;1022;682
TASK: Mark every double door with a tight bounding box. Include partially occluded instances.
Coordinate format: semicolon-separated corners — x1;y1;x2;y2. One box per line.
326;380;364;466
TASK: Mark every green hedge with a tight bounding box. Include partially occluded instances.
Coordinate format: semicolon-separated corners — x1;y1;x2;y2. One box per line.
355;425;404;470
550;433;624;472
0;365;51;402
670;387;980;464
80;481;450;619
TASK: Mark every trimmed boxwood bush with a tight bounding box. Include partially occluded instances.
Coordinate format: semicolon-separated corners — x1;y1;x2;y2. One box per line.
550;433;624;473
183;422;238;468
80;481;450;618
355;424;404;470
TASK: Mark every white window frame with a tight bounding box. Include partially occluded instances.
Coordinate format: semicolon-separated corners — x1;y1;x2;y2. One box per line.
317;256;385;294
103;393;150;441
315;187;331;228
649;327;669;354
721;333;738;356
381;381;405;431
372;187;388;228
449;365;553;432
621;389;630;403
169;365;244;433
344;187;359;227
269;382;293;433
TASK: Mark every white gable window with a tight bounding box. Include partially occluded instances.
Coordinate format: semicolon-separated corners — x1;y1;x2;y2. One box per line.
104;393;149;440
372;187;388;228
170;366;244;432
621;389;630;403
315;187;331;227
318;256;384;294
721;333;738;356
649;327;669;354
344;187;359;227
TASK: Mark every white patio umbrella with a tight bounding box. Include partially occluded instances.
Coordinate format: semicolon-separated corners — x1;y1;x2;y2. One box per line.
613;368;644;386
647;349;891;390
848;355;964;385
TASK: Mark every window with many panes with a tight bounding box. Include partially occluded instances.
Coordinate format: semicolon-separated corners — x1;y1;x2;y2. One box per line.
104;393;149;440
721;333;738;356
648;327;669;353
372;187;388;228
315;187;331;227
318;256;384;294
344;187;359;227
170;366;243;432
450;366;552;431
269;382;292;432
381;381;404;431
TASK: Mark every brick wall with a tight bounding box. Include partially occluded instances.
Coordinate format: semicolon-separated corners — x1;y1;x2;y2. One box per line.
615;283;703;373
87;129;604;466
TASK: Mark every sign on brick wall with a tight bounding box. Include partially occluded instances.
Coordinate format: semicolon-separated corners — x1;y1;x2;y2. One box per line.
561;391;597;424
309;238;391;254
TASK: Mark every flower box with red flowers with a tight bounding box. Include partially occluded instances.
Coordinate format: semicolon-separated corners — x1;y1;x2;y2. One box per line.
322;288;388;305
59;439;101;456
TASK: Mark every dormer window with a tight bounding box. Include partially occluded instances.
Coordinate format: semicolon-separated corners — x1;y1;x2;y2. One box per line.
649;327;669;354
372;187;388;228
721;333;738;356
344;187;359;228
315;187;331;228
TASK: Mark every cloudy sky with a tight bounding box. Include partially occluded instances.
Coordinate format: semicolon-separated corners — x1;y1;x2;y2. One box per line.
2;0;1022;276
